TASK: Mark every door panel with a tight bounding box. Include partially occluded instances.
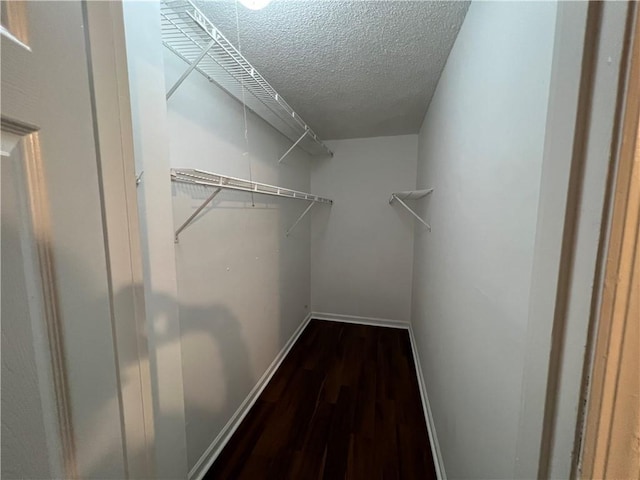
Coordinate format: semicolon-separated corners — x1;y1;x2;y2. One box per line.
2;140;62;479
1;2;129;478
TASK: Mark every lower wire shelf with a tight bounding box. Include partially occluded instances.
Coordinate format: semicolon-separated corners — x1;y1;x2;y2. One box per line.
171;168;333;241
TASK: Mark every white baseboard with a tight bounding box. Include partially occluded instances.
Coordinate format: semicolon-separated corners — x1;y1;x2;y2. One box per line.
407;324;447;480
311;311;410;329
189;312;313;480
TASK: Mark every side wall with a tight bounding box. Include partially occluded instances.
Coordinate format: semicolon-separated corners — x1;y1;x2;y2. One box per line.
164;50;314;471
410;3;557;478
310;135;418;323
122;3;189;477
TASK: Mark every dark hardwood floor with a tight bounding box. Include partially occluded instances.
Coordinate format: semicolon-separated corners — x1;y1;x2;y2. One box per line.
205;319;437;480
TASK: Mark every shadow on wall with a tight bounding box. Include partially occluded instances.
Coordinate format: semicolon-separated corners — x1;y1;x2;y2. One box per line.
164;38;316;470
171;172;313;470
1;207;254;479
113;283;254;480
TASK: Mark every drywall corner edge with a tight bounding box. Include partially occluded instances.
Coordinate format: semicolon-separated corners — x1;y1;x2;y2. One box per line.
189;312;313;480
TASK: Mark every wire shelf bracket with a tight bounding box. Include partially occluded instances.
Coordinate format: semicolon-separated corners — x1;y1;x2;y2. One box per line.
171;168;332;241
279;128;309;164
389;189;434;231
160;0;333;158
173;187;222;243
166;38;216;100
286;202;315;237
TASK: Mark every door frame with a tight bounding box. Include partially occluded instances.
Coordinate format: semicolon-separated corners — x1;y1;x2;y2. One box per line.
516;1;638;478
579;4;640;477
82;1;156;477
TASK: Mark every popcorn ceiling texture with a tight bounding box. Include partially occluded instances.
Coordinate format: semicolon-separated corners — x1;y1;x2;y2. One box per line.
195;0;470;140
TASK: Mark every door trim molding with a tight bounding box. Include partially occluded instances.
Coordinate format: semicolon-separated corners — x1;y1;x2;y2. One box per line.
516;2;637;477
82;1;157;477
2;122;78;478
580;4;640;477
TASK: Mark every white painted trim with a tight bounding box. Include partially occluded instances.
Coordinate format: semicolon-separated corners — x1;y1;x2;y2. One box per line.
313;312;446;479
311;311;410;329
407;325;447;480
517;3;635;478
84;2;156;476
514;3;590;476
189;312;313;480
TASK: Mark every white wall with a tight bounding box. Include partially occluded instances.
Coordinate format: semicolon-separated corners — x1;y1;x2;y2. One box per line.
164;49;314;472
410;2;557;479
122;2;189;477
311;135;418;322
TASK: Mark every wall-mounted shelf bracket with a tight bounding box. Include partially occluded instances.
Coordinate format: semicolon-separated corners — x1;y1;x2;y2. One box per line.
389;189;434;231
286;201;315;237
166;37;216;100
279;128;309;164
174;187;221;242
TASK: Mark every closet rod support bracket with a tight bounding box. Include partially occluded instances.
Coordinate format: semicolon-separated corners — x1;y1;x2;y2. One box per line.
279;129;309;164
286;201;315;237
390;194;432;231
174;187;222;243
166;38;217;100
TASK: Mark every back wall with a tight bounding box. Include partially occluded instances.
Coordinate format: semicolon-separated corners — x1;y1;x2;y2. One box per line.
311;135;418;322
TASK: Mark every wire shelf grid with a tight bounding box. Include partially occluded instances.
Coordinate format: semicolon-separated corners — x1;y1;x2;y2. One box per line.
161;0;333;157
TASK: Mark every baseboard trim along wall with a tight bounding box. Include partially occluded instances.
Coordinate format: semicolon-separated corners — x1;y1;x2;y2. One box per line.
189;312;313;480
407;325;447;480
311;311;410;329
190;311;446;480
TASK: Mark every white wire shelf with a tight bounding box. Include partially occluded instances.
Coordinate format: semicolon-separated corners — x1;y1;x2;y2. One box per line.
171;168;333;241
160;0;333;159
389;188;434;231
390;189;434;201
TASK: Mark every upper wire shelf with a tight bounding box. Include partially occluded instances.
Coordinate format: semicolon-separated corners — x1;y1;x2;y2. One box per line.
160;0;333;158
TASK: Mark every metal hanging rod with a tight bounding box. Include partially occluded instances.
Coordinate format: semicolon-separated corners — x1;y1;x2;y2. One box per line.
171;168;332;241
389;189;434;231
160;0;333;159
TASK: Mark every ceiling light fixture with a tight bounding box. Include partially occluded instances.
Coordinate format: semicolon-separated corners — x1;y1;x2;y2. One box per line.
239;0;271;10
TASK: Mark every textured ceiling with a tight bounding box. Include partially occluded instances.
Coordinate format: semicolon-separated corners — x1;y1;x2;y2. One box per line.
195;0;469;140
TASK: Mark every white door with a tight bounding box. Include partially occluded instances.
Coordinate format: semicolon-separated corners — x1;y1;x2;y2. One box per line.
1;1;153;478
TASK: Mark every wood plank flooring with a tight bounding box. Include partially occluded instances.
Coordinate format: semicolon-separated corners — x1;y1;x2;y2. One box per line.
205;319;437;480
